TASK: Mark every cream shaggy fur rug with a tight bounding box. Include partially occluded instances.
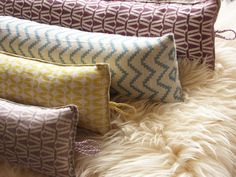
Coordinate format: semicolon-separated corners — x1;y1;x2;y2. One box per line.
0;1;236;177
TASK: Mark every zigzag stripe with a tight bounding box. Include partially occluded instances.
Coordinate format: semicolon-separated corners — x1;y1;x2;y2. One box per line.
48;33;61;62
19;25;35;56
0;29;9;52
92;36;105;63
9;23;22;54
28;27;41;59
67;31;89;63
0;18;16;52
154;41;171;102
116;41;130;97
0;0;219;68
81;37;94;64
174;87;183;101
59;33;75;64
40;29;57;62
127;42;144;99
70;39;82;64
0;16;183;102
141;41;156;99
103;38;116;79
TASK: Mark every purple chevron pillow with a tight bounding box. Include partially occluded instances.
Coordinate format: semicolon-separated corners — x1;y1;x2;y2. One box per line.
0;0;220;69
0;98;78;177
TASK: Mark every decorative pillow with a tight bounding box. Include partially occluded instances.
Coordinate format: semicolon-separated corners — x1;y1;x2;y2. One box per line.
0;0;220;68
0;51;111;134
0;98;78;177
104;0;207;3
0;16;183;102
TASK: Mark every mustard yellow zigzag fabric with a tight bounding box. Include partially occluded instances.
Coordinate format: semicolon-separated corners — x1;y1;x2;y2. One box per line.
0;51;111;134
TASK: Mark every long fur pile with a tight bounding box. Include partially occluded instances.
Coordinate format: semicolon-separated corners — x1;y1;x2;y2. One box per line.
0;1;236;177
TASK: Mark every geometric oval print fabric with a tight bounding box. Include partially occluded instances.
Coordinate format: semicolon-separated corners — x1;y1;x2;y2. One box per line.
0;0;220;69
0;16;183;102
0;51;111;134
104;0;215;3
0;98;78;177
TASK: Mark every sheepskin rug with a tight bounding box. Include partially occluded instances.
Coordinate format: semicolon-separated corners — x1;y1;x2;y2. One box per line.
0;1;236;177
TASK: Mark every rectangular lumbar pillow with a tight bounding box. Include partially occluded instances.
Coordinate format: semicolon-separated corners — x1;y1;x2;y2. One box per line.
0;51;111;134
0;16;183;102
0;98;78;177
0;0;220;68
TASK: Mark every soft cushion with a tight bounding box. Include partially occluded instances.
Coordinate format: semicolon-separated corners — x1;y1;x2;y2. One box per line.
0;0;220;68
0;51;111;134
0;98;78;177
105;0;207;3
0;16;183;102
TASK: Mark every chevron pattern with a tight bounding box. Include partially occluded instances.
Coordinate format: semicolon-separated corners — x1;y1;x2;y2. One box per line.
0;51;111;134
0;17;182;102
0;0;220;69
0;98;78;177
0;16;183;102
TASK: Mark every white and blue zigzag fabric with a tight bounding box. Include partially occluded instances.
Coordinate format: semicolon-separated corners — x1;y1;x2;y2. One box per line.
0;16;183;102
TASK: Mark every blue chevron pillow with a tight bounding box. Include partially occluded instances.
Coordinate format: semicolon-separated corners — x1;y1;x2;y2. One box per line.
0;16;183;102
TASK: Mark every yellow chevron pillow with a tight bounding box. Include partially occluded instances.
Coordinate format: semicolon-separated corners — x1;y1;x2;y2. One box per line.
0;51;111;134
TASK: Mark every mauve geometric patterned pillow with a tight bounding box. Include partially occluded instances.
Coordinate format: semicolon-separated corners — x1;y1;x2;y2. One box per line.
0;0;220;69
105;0;207;3
0;98;78;177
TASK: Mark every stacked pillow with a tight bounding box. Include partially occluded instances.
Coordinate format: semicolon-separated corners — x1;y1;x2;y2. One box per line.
0;0;221;69
0;16;183;102
0;51;111;134
0;0;220;176
0;16;183;176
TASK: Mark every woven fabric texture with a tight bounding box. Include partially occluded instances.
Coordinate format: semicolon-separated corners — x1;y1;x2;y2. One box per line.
0;16;183;102
0;51;111;134
0;98;78;177
0;0;220;68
